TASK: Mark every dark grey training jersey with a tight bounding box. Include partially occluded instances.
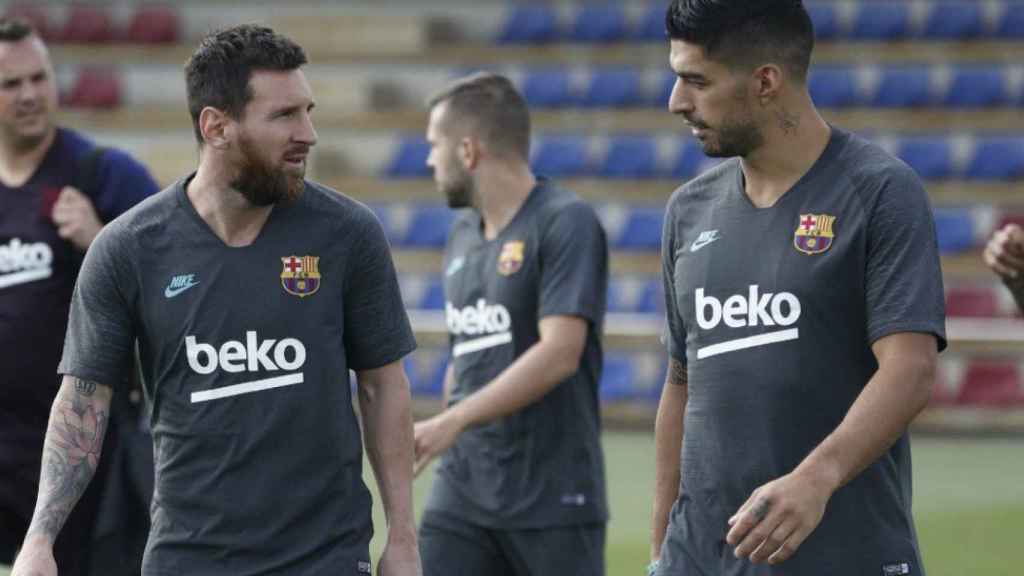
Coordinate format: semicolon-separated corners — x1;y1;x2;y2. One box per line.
658;129;946;576
424;179;609;529
59;177;416;576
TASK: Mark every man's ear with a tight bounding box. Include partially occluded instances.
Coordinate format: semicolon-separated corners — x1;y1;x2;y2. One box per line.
199;107;232;149
458;136;482;171
753;64;784;105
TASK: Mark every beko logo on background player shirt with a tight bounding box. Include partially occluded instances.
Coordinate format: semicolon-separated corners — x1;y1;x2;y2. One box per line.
0;238;53;289
446;299;513;358
694;285;801;359
185;331;307;403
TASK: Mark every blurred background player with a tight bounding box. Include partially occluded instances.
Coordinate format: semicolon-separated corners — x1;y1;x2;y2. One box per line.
0;16;157;575
413;72;610;576
984;224;1024;312
12;24;420;576
650;1;945;574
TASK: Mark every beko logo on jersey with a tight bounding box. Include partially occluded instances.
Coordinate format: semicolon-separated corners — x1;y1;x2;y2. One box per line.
0;238;53;290
694;285;801;359
185;331;306;403
446;299;513;357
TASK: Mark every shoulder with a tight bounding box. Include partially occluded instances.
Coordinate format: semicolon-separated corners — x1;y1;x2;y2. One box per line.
103;183;180;238
535;181;601;228
300;180;381;230
666;157;739;218
831;130;924;203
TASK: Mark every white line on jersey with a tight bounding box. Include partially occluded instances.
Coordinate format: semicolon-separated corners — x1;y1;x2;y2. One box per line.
696;328;799;359
452;332;513;358
190;373;304;403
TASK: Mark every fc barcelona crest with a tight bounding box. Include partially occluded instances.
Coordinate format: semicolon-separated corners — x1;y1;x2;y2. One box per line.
281;255;321;298
498;241;525;276
794;214;836;255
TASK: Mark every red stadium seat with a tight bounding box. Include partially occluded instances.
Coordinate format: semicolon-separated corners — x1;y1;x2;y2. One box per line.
957;361;1024;407
4;3;54;40
65;68;121;109
125;6;179;44
932;357;965;406
61;4;115;44
945;287;999;318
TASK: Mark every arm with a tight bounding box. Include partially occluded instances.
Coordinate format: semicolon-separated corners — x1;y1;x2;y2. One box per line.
726;332;937;565
983;223;1024;312
650;358;688;561
357;361;421;576
440;363;455;407
13;376;113;576
413;315;587;475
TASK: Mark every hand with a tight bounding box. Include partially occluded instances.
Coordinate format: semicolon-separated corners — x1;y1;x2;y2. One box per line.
51;186;102;252
725;468;834;565
11;537;57;576
377;533;422;576
413;410;464;477
983;224;1024;282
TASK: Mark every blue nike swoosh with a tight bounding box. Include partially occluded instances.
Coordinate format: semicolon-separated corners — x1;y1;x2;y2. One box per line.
164;282;200;298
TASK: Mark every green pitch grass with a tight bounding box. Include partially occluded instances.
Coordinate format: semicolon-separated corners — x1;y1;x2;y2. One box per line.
1;434;1020;576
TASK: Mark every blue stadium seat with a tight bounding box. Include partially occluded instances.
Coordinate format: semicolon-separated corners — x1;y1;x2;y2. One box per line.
897;137;954;179
871;67;933;108
571;4;627;43
403;204;454;248
531;136;591;177
808;66;860;108
497;5;559;44
672;139;724;179
523;68;574;108
421;277;445;310
944;67;1008;108
923;2;984;39
637;278;663;314
406;352;448;398
617;207;664;250
656;71;676;107
933;209;976;253
600;135;659;179
600;354;636;402
607;277;642;313
385;136;430;178
583;68;643;107
636;2;669;41
852;3;910;40
806;2;840;40
996;5;1024;38
966;137;1024;180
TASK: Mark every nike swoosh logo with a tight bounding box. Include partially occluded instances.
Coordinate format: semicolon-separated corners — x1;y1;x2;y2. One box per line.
690;235;720;252
165;281;199;298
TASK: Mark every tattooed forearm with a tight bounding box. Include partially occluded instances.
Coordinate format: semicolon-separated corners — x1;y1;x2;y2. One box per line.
668;358;688;388
25;377;111;543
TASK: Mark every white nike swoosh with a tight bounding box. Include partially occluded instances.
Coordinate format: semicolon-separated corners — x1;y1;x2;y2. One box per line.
690;236;720;252
165;282;200;298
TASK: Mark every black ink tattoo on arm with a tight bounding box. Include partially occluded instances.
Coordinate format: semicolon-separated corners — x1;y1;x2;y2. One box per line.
668;358;688;388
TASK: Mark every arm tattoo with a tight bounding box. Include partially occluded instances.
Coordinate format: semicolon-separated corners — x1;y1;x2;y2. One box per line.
26;379;108;541
668;358;688;388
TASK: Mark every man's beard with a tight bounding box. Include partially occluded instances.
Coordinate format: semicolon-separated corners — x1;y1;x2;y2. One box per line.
441;170;474;209
230;133;305;207
698;117;764;158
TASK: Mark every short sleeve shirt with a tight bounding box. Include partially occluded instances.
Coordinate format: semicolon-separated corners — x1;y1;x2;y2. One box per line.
59;177;416;575
423;179;610;529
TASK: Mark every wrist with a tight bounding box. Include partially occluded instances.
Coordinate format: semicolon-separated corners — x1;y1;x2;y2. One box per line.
20;531;55;550
386;522;418;546
795;452;844;494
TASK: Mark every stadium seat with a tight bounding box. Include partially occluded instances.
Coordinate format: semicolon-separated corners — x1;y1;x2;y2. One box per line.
995;4;1024;38
945;286;999;317
607;277;644;313
64;68;121;109
61;5;115;43
637;278;663;314
851;3;911;40
421;277;445;310
957;361;1024;407
406;352;448;398
944;67;1008;108
385;136;431;178
600;354;637;402
966;137;1024;180
636;2;669;41
617;207;664;250
896;137;954;180
656;72;676;107
4;4;53;40
497;5;559;44
583;68;644;108
871;67;933;108
522;69;574;108
923;2;984;39
600;135;659;179
808;67;861;108
571;4;627;43
125;5;180;44
403;204;453;248
933;209;976;254
806;2;840;40
531;136;591;177
672;139;724;179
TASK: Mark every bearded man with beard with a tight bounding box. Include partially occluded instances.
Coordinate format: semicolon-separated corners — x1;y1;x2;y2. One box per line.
413;72;610;576
13;24;422;576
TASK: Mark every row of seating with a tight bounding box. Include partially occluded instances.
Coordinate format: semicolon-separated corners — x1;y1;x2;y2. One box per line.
385;134;1024;181
5;4;178;44
496;2;1024;44
399;273;1021;319
371;201;1011;254
404;348;1024;407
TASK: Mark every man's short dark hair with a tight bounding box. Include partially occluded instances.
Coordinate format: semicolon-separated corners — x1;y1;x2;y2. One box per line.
184;24;307;143
427;72;531;162
666;0;814;81
0;17;36;43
